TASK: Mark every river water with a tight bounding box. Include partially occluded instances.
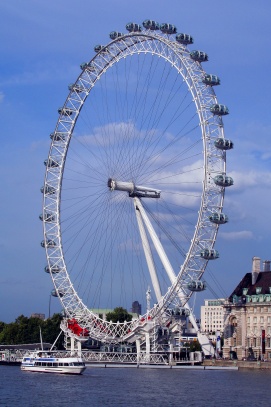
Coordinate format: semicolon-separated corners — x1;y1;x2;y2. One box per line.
0;365;270;407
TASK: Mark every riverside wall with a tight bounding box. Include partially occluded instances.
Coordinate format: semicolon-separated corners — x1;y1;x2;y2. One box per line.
203;359;271;370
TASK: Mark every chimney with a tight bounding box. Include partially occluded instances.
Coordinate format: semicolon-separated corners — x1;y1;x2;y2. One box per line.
263;260;271;272
252;256;261;285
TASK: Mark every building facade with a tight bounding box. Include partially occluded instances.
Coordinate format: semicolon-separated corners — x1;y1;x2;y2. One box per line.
132;301;142;315
223;257;271;360
200;299;226;334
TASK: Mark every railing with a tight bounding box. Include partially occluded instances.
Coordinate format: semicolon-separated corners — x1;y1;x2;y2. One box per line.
82;351;168;364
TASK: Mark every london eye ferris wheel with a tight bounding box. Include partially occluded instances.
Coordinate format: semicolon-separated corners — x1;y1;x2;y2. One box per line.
40;20;233;343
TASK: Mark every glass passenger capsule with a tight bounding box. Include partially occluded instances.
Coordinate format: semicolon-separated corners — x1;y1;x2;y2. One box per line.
176;33;194;44
80;62;95;72
142;20;159;30
44;158;59;168
40;185;56;195
39;213;55;222
190;50;208;62
202;74;220;86
109;31;123;39
200;249;219;260
51;289;64;298
50;132;66;142
126;23;142;32
172;307;190;317
41;239;56;248
209;213;229;224
210;104;229;116
68;83;85;93
94;45;109;53
58;107;74;116
45;265;61;274
214;174;234;187
160;23;177;34
187;280;206;292
214;138;234;150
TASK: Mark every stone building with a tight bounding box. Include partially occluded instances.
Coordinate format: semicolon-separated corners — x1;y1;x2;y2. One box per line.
200;299;226;334
223;257;271;360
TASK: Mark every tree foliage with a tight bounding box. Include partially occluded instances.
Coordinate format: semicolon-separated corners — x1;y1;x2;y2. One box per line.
106;307;132;323
0;314;64;349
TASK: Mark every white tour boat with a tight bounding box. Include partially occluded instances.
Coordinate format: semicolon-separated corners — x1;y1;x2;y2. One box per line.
21;351;86;374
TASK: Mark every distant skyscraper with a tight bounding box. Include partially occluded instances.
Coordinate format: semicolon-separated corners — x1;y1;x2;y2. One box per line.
132;300;142;315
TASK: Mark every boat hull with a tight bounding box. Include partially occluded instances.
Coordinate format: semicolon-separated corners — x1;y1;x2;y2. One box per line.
21;352;86;375
21;365;86;374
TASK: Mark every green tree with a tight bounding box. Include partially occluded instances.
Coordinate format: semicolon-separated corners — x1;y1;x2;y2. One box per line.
0;313;64;349
189;340;202;352
106;307;132;323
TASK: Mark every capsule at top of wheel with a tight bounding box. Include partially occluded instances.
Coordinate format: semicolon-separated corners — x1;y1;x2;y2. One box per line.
109;31;124;40
68;83;85;93
214;138;234;150
126;22;142;32
200;249;219;260
41;185;56;195
160;23;177;34
58;107;74;116
80;62;95;72
202;74;220;86
44;158;59;168
210;104;229;116
209;212;229;224
176;33;194;45
187;280;206;292
143;20;160;30
41;239;56;248
51;289;64;297
50;132;66;142
214;174;234;187
45;265;61;274
190;50;208;62
39;213;55;223
94;45;109;53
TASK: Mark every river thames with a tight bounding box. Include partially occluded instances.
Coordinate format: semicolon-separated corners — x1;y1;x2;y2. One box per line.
1;365;270;406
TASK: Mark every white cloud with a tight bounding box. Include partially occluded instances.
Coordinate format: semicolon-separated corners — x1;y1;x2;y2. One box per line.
0;64;79;87
228;169;271;189
219;230;254;240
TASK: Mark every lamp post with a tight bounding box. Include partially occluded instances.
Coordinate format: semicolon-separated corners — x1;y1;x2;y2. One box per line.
49;294;52;319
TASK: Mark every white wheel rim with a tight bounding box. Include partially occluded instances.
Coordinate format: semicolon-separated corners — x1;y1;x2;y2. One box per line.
42;27;227;342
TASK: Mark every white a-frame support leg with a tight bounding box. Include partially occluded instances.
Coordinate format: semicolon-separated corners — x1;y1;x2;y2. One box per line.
134;199;162;303
133;197;199;333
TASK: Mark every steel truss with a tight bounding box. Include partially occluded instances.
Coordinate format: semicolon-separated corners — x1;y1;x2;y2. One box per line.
42;23;229;345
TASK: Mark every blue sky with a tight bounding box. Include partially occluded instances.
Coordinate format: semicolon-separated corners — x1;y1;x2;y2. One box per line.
1;0;271;323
